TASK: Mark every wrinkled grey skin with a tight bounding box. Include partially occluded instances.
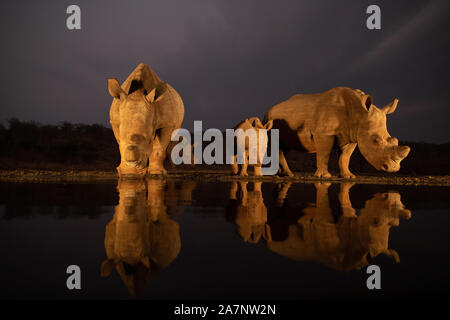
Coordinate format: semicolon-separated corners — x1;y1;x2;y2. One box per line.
108;63;184;177
264;87;410;178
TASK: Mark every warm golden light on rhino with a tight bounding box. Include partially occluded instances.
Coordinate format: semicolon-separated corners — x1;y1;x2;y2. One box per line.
264;87;410;178
107;63;184;178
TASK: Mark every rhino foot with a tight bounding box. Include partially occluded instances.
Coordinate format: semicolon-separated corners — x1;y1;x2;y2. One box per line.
341;207;357;218
340;171;356;179
280;170;294;177
147;168;167;175
314;169;332;179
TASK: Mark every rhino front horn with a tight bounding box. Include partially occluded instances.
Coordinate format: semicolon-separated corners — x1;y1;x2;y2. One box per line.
382;99;399;114
397;146;410;159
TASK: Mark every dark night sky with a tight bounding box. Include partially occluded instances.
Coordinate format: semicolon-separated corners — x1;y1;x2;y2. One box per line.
0;0;449;142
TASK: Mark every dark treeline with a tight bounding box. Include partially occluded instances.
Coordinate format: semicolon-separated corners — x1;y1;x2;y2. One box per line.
1;119;449;175
0;118;119;170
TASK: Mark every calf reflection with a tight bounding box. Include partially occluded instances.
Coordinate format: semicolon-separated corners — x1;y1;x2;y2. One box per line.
268;182;412;271
100;178;188;296
227;181;271;243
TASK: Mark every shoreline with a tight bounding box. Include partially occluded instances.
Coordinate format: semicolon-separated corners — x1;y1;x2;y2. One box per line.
1;169;449;186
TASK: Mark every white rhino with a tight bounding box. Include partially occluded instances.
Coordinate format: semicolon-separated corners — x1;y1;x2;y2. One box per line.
231;117;273;176
108;63;184;177
263;87;410;178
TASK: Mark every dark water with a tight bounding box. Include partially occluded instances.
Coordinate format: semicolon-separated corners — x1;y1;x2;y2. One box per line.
0;179;449;300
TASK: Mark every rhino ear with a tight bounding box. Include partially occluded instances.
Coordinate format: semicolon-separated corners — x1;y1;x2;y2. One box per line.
100;259;116;277
264;120;273;131
361;94;373;111
145;88;156;103
141;256;151;268
108;78;127;100
382;99;399;115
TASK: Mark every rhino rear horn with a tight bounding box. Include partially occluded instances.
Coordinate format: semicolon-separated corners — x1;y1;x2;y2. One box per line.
108;78;127;100
382;99;399;114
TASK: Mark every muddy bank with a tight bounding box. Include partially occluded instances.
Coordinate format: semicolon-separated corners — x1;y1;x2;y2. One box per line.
1;169;450;186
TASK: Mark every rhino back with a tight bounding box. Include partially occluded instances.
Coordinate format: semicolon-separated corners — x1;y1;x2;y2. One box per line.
265;87;362;141
154;84;184;129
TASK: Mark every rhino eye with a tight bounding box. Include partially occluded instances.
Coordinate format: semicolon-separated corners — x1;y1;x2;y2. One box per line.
372;136;382;145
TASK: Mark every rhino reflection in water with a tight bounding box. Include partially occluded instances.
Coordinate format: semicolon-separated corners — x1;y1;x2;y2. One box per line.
101;178;195;296
227;181;272;244
267;182;412;271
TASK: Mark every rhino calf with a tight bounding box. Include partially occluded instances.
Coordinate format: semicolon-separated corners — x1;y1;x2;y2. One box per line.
264;87;410;178
231;117;273;176
228;181;271;244
108;63;184;178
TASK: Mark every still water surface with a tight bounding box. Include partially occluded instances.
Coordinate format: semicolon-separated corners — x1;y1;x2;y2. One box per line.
0;179;449;299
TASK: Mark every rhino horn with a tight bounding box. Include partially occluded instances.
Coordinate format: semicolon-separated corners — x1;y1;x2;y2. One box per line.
396;145;410;160
384;249;400;263
145;88;156;103
382;99;399;114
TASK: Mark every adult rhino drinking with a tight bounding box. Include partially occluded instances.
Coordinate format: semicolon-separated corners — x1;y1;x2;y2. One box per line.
107;63;184;177
263;87;410;178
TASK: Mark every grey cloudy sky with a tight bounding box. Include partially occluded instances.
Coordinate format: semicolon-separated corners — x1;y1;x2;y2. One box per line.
1;0;449;142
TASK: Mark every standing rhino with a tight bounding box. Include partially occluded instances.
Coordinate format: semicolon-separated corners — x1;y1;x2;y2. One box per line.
231;117;273;176
108;63;184;177
264;87;410;178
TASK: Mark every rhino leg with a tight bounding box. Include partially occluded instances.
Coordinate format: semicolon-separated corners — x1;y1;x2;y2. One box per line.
314;135;334;178
239;181;248;205
148;127;174;175
239;151;249;176
231;155;239;175
338;143;357;179
276;182;292;206
279;149;294;177
339;182;357;218
229;181;238;199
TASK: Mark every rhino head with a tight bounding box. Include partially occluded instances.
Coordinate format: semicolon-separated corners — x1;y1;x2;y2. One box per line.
356;95;410;172
358;191;411;263
108;78;162;177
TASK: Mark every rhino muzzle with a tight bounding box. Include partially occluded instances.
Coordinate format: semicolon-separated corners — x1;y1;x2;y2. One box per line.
380;145;410;172
125;145;140;162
